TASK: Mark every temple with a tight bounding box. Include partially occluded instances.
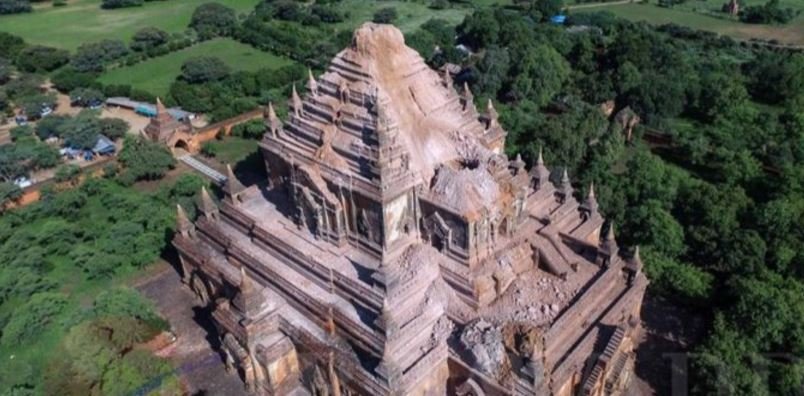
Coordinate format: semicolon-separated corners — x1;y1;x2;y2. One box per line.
172;23;647;396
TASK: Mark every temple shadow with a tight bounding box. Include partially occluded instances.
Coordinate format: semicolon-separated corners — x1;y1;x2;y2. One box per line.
632;293;707;396
192;305;223;350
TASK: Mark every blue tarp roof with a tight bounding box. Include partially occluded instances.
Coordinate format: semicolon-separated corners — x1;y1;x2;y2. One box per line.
551;15;567;24
92;135;115;154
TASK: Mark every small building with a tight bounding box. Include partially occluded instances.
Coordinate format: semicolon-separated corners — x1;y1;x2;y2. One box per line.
107;97;195;121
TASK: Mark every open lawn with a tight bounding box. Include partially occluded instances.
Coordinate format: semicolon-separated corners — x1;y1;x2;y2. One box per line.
577;2;804;46
335;0;472;32
98;38;294;97
0;0;260;50
201;136;259;166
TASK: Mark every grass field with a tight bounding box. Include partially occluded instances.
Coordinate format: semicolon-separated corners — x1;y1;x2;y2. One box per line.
577;2;804;45
98;38;294;97
335;0;472;33
202;136;259;166
0;0;260;50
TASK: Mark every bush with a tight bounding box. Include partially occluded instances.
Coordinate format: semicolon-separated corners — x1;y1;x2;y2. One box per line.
15;45;70;72
93;288;168;330
430;0;449;9
373;7;398;23
0;32;25;59
71;40;129;73
230;119;265;139
200;141;219;157
52;69;100;93
311;4;346;23
0;0;31;14
54;164;81;183
100;0;142;9
9;125;33;141
102;84;132;98
69;87;105;107
740;0;798;24
130;27;169;52
53;0;66;6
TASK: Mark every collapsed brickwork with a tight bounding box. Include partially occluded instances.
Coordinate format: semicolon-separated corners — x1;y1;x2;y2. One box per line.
173;23;648;396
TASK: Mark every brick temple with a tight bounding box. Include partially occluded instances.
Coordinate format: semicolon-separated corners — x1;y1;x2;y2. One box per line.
173;23;647;396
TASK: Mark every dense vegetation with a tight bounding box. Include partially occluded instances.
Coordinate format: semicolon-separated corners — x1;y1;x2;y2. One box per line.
452;7;803;394
740;0;800;24
0;170;206;395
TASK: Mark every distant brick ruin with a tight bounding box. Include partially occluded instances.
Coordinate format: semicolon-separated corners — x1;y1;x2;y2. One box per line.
173;23;647;396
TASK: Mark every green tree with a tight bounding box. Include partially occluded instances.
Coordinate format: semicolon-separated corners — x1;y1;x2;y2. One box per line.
14;45;69;72
190;2;237;39
642;248;712;302
98;118;129;140
93;287;167;330
528;0;563;21
458;9;499;49
71;40;129;73
509;44;570;105
474;45;510;97
180;56;230;84
35;114;70;139
117;136;176;181
1;292;67;346
61;111;101;149
0;181;21;209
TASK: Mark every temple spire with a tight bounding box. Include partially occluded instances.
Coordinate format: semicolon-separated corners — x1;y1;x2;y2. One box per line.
240;266;251;292
199;186;218;219
581;182;599;217
224;164;246;199
514;153;526;173
559;168;573;200
597;222;619;267
266;102;280;137
627;246;643;274
155;97;167;115
307;68;318;96
232;266;268;316
603;223;619;253
531;147;551;190
176;204;194;237
291;84;302;117
461;82;474;112
486;99;498;128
